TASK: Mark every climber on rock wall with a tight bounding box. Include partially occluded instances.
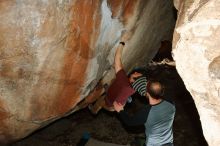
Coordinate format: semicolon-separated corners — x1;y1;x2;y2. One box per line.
113;79;176;146
87;31;148;114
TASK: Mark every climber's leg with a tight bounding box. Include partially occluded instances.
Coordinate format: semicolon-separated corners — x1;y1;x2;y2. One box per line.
77;82;105;109
89;96;106;114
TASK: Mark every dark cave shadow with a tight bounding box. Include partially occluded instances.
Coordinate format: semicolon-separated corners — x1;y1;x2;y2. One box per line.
173;71;208;146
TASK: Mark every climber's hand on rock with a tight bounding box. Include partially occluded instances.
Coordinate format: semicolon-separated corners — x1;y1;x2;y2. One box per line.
113;101;124;112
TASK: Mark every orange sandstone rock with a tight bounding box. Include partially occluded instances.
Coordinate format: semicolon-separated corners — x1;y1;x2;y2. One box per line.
0;0;175;143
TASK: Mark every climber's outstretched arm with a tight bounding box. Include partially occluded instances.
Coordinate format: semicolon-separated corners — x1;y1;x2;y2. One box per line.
114;31;132;73
114;42;125;73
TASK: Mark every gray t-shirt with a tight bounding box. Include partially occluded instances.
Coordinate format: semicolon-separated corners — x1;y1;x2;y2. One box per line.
119;100;176;146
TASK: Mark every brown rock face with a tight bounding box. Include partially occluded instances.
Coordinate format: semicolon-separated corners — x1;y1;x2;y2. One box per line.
0;0;175;143
173;0;220;145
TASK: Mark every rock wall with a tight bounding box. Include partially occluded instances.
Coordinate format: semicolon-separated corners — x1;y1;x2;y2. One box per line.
0;0;175;143
173;0;220;145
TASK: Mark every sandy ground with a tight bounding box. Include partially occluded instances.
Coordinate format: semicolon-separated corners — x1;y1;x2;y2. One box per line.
10;66;208;146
